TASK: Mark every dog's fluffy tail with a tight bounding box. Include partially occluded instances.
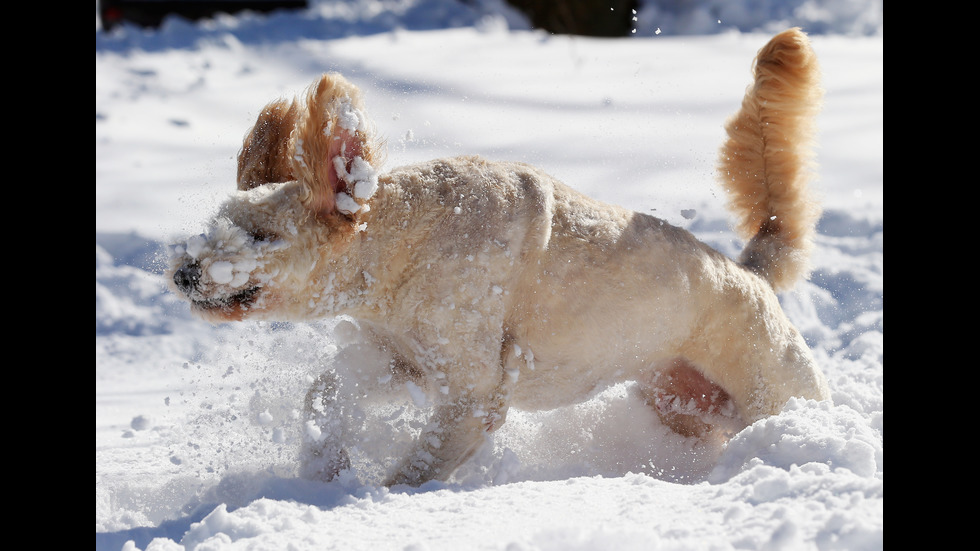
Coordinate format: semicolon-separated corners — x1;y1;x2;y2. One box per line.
719;28;823;292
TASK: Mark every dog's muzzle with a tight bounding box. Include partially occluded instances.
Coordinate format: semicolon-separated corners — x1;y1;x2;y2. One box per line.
172;260;261;315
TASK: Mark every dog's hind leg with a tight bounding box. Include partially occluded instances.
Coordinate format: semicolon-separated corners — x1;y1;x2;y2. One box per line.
642;307;830;442
640;359;744;440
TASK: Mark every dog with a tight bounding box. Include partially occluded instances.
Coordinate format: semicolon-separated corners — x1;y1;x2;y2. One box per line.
169;28;831;487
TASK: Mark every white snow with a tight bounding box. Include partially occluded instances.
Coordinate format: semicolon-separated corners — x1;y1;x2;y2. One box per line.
350;157;380;200
335;190;363;214
96;1;883;550
207;260;236;285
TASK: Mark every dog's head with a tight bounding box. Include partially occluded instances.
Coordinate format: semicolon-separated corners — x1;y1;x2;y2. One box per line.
168;73;382;322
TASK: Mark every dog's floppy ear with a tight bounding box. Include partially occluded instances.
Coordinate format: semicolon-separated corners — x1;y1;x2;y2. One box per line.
237;99;299;191
289;73;380;220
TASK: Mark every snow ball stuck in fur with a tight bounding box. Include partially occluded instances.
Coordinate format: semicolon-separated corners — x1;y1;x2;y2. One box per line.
336;101;365;133
183;234;207;259
349;157;379;199
333;154;380;211
208;261;235;284
335;192;362;214
207;257;257;287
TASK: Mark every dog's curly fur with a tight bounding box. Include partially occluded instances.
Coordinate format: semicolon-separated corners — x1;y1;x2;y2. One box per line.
169;28;830;486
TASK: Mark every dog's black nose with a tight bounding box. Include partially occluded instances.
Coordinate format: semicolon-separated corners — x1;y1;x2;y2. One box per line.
173;262;202;294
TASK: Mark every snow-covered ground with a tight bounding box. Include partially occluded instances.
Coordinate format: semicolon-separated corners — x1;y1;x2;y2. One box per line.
96;2;883;549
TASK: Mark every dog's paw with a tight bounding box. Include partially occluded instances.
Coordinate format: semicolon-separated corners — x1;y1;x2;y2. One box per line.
299;442;351;482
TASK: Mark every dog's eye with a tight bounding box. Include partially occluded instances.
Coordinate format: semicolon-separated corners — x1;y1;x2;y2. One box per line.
248;229;277;243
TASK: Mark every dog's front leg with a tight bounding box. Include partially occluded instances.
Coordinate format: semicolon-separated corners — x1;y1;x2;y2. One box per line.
385;384;508;487
298;370;351;482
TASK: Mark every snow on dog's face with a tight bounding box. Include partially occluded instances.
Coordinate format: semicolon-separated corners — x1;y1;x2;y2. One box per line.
168;73;380;322
169;181;329;322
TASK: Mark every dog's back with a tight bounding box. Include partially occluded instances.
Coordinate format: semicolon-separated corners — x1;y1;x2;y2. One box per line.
357;134;827;423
